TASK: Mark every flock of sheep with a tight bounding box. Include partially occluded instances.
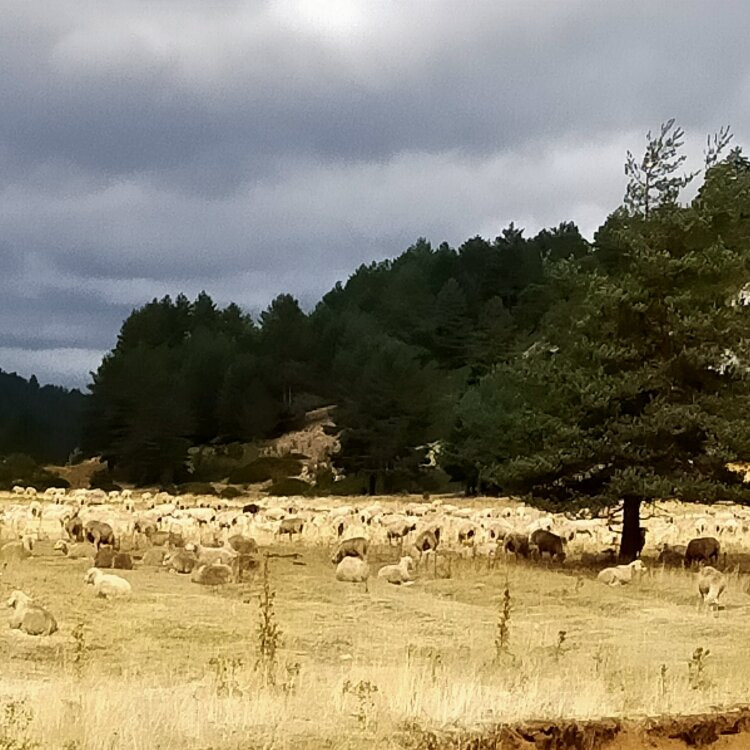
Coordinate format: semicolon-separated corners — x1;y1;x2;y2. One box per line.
0;486;742;636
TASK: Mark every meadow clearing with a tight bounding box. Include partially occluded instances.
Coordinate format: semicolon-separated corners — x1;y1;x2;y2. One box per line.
2;495;750;749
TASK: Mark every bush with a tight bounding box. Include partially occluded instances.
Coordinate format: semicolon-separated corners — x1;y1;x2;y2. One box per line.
178;481;217;496
266;478;310;496
0;453;71;491
228;456;303;484
89;469;121;493
220;486;244;499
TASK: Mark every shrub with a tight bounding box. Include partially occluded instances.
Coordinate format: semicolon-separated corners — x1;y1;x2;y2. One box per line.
177;481;217;496
220;486;243;499
0;453;70;491
228;456;302;484
267;478;310;496
88;469;121;493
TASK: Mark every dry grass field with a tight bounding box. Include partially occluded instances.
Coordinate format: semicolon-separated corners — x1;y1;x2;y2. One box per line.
2;498;750;749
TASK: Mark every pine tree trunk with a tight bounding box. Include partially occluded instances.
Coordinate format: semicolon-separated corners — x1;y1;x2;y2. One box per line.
618;496;642;563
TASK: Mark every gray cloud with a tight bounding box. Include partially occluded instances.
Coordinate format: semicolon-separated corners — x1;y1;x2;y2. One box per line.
1;0;749;386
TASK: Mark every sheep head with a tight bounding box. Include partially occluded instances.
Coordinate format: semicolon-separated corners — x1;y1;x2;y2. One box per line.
6;590;32;609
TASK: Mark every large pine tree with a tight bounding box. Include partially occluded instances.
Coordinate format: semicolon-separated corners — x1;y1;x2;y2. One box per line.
447;137;750;559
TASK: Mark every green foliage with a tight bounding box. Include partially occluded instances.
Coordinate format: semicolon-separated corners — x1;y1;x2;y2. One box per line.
0;454;69;491
88;469;121;492
449;136;750;555
0;370;85;464
266;478;310;496
227;456;303;484
177;481;217;496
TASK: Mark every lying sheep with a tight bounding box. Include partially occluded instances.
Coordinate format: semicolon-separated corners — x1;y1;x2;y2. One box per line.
331;536;368;564
191;563;233;585
94;546;115;568
84;568;132;599
335;557;370;590
7;591;58;636
112;551;134;570
597;559;646;586
697;566;727;609
53;539;96;559
163;549;198;574
141;548;167;566
0;536;34;562
377;556;415;585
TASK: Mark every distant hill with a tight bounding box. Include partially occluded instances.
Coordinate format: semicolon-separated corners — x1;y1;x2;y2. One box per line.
0;369;87;463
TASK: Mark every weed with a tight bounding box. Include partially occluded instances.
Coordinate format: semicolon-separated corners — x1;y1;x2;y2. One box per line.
280;661;301;695
0;699;37;750
70;622;87;678
208;655;244;697
255;555;281;687
342;680;379;730
659;663;668;700
494;579;512;660
553;630;567;661
688;647;712;691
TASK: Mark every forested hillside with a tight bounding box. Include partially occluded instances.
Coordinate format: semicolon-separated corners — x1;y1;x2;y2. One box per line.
82;220;587;487
0;370;85;463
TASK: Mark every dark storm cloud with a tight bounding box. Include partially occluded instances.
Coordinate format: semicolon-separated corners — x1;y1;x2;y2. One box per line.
1;0;749;386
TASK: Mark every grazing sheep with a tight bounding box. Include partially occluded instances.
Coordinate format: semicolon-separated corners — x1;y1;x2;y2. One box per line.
164;549;198;574
377;556;415;585
386;519;416;543
597;559;646;586
242;503;261;515
503;533;532;559
331;536;368;564
94;546;115;568
277;517;305;540
191;562;233;585
529;529;566;562
226;534;258;555
685;537;720;567
657;544;687;567
697;566;727;609
6;591;57;636
53;540;95;559
0;536;33;562
335;557;370;589
65;515;84;542
85;521;116;549
84;568;132;599
413;529;440;556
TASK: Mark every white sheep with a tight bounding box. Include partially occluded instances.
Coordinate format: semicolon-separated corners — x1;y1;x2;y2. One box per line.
597;559;646;586
336;557;370;590
6;591;58;635
697;565;727;609
83;568;132;599
377;555;415;585
54;539;95;559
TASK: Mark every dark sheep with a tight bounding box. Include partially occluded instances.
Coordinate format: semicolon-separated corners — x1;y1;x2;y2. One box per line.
242;503;261;515
657;544;687;567
65;516;84;542
93;545;114;568
85;521;116;549
503;533;532;559
164;549;198;574
227;535;258;555
684;537;720;567
113;551;134;570
331;536;368;564
529;529;566;562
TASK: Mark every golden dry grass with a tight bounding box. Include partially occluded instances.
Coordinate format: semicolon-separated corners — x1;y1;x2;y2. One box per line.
1;521;750;748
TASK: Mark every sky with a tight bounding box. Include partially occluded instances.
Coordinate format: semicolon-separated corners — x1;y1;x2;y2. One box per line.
2;0;749;390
